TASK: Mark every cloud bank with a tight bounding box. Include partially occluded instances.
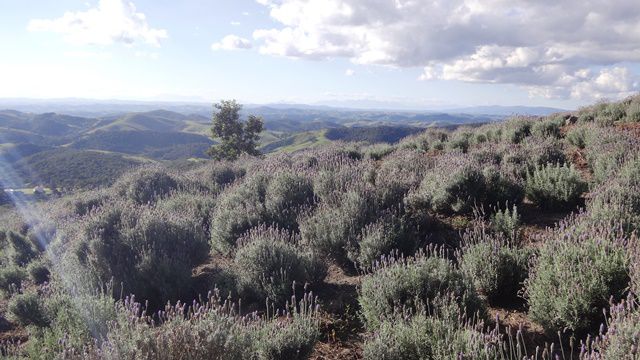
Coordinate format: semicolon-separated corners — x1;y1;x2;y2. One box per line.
28;0;167;47
253;0;640;100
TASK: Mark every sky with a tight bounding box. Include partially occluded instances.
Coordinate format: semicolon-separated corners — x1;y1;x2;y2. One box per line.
1;0;639;110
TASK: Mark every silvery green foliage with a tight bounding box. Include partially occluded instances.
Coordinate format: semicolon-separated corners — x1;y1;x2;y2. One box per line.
4;230;37;266
210;168;315;255
76;291;319;360
525;215;630;335
525;163;587;210
358;248;484;330
627;100;640;122
503;116;534;144
59;189;110;217
408;152;523;214
498;137;566;178
364;143;396;161
373;149;432;209
21;287;116;356
7;291;49;328
299;189;374;264
264;171;314;230
187;160;247;191
490;204;521;240
446;129;473;153
309;152;374;203
531;116;564;139
409;153;484;214
113;166;181;204
458;225;530;304
362;296;479;359
398;129;448;152
582;295;640;359
156;190;217;234
355;208;430;269
582;125;640;184
0;266;26;294
588;157;640;234
27;256;50;284
210;174;269;255
62;199;209;307
234;226;326;304
566;125;588;149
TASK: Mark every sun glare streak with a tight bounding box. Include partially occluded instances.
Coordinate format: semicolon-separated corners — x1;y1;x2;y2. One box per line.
0;141;109;340
0;145;49;249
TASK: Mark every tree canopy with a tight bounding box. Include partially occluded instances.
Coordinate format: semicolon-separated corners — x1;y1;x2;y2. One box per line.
207;100;264;161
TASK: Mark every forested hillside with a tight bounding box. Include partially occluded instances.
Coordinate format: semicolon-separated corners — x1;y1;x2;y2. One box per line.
2;96;640;358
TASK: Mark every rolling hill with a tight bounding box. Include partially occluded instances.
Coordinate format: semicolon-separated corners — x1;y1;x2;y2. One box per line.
0;102;561;189
260;130;331;153
90;110;210;134
70;130;215;160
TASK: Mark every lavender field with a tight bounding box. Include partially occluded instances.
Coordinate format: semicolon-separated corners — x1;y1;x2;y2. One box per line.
1;96;640;359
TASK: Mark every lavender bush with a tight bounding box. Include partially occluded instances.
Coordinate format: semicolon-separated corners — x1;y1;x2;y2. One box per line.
398;129;448;152
489;204;521;240
373;149;432;209
210;174;269;254
525;216;630;335
409;152;523;214
531;116;564;139
364;143;395;160
63;200;209;307
503;116;534;144
355;209;429;268
113;166;181;204
358;248;484;330
264;171;315;231
299;189;374;265
627;100;640;122
27;257;50;284
458;226;531;304
583;295;640;359
188;160;246;191
525;163;587;210
362;296;490;359
582;125;639;183
66;290;320;360
4;230;37;266
0;266;26;295
566;125;588;149
234;226;326;304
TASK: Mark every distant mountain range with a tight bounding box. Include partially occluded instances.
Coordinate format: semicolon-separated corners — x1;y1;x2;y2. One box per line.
0;98;566;118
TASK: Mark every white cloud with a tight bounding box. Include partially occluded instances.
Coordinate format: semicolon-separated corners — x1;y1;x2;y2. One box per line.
345;68;355;76
568;67;639;100
27;0;167;46
211;34;253;51
231;21;241;26
253;0;640;100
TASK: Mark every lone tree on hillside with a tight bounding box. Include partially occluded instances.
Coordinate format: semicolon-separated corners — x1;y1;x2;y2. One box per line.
207;100;264;161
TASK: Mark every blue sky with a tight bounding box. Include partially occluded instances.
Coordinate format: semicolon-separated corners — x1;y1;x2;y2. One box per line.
1;0;639;109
